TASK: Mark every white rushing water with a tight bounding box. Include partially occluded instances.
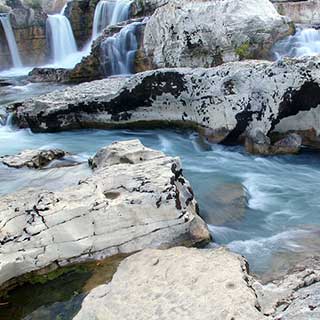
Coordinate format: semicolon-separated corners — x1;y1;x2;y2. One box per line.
273;27;320;59
92;0;132;40
0;15;22;68
46;5;79;68
100;21;140;75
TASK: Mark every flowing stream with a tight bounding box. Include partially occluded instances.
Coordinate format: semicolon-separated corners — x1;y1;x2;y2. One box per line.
101;21;141;75
92;0;132;40
273;27;320;59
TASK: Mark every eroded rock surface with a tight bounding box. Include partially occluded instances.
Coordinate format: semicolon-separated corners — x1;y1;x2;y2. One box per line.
143;0;292;68
0;140;210;290
1;149;66;168
255;257;320;319
74;247;265;320
14;57;320;148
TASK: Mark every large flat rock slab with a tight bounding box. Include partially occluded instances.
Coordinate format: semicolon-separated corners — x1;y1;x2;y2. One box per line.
14;58;320;146
74;247;265;320
0;140;210;289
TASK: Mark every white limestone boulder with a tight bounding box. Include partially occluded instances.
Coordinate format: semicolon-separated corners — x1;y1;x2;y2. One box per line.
143;0;292;68
74;247;265;320
0;140;210;290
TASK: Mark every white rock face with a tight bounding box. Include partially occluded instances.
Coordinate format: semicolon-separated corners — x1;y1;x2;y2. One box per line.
143;0;291;68
15;58;320;145
74;247;265;320
273;0;320;24
0;140;210;289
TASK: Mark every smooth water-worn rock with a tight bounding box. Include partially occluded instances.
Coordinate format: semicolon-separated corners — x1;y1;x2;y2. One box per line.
14;57;320;148
245;128;302;155
1;148;66;168
0;140;210;290
74;247;265;320
143;0;292;69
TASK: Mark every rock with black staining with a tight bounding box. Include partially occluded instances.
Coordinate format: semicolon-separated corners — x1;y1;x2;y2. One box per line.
14;57;320;149
144;0;292;68
0;140;210;291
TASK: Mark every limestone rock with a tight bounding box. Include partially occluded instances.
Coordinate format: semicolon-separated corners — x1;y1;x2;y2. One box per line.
0;140;210;290
74;247;265;320
273;132;302;154
273;0;320;24
143;0;292;68
14;57;320;149
0;3;47;69
254;256;320;318
28;67;70;83
0;149;67;168
245;129;302;155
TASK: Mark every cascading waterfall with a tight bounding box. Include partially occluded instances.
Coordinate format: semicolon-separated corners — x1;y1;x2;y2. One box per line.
0;15;22;68
92;0;132;40
273;27;320;60
46;5;78;67
100;21;140;75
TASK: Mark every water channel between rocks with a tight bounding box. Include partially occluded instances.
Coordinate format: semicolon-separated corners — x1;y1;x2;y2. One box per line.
1;79;320;319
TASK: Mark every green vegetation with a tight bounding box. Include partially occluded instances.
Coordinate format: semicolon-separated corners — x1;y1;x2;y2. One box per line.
235;41;250;60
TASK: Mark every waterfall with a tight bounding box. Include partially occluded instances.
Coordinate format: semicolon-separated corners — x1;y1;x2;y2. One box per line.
46;5;78;67
92;0;132;40
100;22;140;75
273;28;320;60
0;15;22;68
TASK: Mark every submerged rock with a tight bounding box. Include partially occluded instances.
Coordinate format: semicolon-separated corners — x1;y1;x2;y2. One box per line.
0;140;210;290
143;0;292;68
73;247;265;320
1;149;67;168
14;57;320;150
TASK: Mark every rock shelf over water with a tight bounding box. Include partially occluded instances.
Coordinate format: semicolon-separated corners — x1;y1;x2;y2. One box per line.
0;140;210;290
15;57;320;148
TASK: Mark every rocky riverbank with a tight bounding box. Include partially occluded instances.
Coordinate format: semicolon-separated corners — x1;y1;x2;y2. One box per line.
0;139;210;292
73;247;320;320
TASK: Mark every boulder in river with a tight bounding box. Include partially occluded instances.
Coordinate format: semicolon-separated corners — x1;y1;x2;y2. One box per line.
245;129;302;155
0;148;67;169
14;57;320;151
0;140;210;291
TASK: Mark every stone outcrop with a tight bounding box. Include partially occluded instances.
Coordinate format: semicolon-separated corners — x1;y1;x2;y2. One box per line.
0;148;66;168
245;128;302;155
143;0;293;69
74;248;320;320
272;0;320;24
0;140;210;290
254;256;320;318
74;247;265;320
14;57;320;149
